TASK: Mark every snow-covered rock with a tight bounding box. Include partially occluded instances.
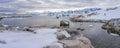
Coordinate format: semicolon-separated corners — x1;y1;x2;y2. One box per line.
102;18;120;36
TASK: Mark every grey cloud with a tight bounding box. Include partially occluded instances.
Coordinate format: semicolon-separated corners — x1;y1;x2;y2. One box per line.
0;0;15;3
0;0;120;12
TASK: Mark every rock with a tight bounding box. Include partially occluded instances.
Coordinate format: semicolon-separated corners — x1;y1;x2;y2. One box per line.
74;36;91;44
45;43;63;48
45;45;61;48
24;28;36;34
55;32;66;40
77;37;92;47
55;30;71;40
0;40;6;44
65;29;78;35
102;18;120;35
59;40;82;48
76;28;85;31
59;39;94;48
58;35;94;48
114;27;120;32
0;27;6;30
60;20;70;28
76;28;81;30
74;36;94;48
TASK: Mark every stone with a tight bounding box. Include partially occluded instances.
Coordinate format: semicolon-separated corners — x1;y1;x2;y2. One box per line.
59;40;82;48
55;32;66;40
114;27;120;32
0;27;6;30
24;28;37;34
102;18;120;35
45;43;63;48
45;45;61;48
76;28;85;31
65;29;78;35
60;20;70;28
59;38;94;48
0;40;6;44
78;37;94;48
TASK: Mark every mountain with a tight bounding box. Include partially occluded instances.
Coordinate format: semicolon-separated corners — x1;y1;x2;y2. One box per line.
84;6;120;20
45;6;120;20
46;8;102;17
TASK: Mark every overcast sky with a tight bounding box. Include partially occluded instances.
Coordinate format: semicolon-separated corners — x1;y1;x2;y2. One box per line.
0;0;120;12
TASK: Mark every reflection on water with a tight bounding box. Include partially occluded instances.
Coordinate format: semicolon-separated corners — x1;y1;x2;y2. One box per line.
70;22;120;48
107;30;120;36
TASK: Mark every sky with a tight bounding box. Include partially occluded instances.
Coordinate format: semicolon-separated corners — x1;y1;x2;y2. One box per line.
0;0;120;12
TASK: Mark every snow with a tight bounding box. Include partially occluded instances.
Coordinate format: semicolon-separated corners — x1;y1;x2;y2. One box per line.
110;33;119;37
56;30;71;38
0;28;69;48
84;6;120;20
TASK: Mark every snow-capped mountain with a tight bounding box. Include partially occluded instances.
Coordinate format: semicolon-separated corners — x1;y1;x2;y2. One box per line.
84;6;120;20
45;6;120;20
45;7;102;17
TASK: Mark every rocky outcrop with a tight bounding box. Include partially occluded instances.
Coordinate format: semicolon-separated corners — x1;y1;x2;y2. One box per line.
45;45;61;48
0;27;6;30
102;18;120;35
60;20;70;28
58;36;94;48
46;36;94;48
46;29;94;48
65;29;78;35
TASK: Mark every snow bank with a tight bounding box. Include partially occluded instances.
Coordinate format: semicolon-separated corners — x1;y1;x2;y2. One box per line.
0;28;70;48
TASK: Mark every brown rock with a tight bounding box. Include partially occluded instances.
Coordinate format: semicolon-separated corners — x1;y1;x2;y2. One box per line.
45;45;61;48
77;36;94;48
0;40;6;44
0;27;6;30
114;27;120;32
65;29;78;34
59;36;94;48
55;32;66;40
59;40;82;48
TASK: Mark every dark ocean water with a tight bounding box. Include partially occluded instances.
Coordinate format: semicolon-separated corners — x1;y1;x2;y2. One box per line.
0;16;60;27
70;22;120;48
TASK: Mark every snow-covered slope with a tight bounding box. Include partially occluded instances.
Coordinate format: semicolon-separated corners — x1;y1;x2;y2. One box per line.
85;6;120;20
0;28;70;48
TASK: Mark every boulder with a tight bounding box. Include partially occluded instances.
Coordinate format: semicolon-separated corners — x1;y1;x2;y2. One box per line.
24;28;37;34
114;27;120;32
65;29;78;35
60;20;70;28
0;27;6;30
45;43;63;48
45;45;61;48
55;30;71;40
59;39;94;48
59;40;82;48
76;28;85;31
0;40;6;44
55;32;66;40
102;18;120;35
77;37;93;48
